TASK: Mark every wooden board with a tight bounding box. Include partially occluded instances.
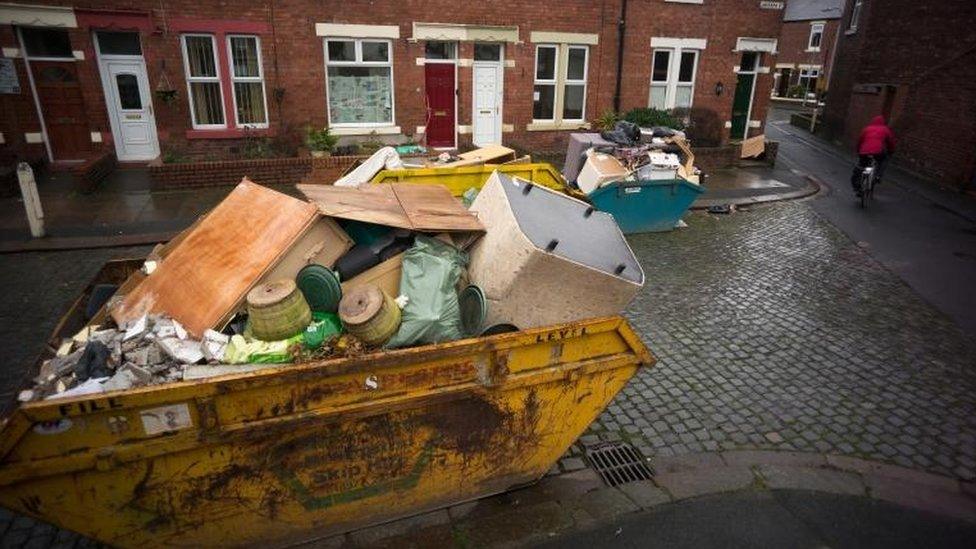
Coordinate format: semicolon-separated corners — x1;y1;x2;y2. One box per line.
740;134;765;159
340;253;403;298
110;179;318;337
439;145;516;167
297;183;484;233
298;184;409;228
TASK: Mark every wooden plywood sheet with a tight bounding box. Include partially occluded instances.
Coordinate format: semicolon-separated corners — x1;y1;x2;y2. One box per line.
298;183;484;233
440;145;516;167
111;179;318;337
298;184;410;228
391;184;485;232
740;134;765;159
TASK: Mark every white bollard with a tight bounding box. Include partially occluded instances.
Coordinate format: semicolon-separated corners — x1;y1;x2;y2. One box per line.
16;162;45;238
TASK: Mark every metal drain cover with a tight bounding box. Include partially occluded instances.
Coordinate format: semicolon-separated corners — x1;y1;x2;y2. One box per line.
584;441;654;487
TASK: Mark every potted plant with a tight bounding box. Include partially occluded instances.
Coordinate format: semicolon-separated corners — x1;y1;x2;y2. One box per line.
306;126;338;158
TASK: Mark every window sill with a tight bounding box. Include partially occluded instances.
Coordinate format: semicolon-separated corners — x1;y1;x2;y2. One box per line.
805;48;822;53
526;121;591;132
845;28;858;35
330;126;401;136
185;128;275;140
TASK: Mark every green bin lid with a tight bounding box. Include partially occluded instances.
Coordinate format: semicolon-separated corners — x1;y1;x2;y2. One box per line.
459;285;488;337
296;264;342;314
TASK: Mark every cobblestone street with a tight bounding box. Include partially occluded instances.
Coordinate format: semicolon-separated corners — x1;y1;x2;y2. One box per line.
583;202;976;480
2;201;976;546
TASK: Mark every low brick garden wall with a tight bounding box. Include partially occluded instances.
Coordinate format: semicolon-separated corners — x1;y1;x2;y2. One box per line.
149;155;365;190
72;151;117;194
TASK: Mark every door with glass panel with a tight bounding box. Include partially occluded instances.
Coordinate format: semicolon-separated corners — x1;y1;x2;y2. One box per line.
95;31;159;161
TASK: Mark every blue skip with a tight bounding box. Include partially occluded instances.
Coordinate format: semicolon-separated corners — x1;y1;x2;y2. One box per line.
587;178;704;234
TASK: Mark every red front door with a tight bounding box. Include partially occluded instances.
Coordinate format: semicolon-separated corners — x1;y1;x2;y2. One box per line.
424;63;456;148
32;60;90;160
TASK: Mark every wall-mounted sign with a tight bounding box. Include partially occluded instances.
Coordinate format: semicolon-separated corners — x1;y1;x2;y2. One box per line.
760;1;785;9
0;58;21;94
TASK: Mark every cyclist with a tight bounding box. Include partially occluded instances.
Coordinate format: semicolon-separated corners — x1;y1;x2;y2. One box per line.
851;115;896;197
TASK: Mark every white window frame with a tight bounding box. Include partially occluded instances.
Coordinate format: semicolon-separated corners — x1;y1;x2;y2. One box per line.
562;45;588;122
649;46;700;110
181;33;226;130
807;22;824;51
532;43;588;124
798;67;820;94
323;38;395;129
848;0;863;32
226;34;268;129
532;44;559;122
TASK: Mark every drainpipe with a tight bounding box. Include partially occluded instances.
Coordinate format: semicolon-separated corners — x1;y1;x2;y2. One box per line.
613;0;628;113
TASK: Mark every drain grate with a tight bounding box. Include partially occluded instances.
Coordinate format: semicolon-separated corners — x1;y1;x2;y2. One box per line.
584;441;654;487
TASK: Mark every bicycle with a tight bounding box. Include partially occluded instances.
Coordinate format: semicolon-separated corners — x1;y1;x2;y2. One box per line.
856;157;878;208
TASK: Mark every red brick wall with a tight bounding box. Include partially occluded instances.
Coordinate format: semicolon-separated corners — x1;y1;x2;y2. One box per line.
1;0;785;165
822;0;976;188
776;19;840;84
619;0;783;143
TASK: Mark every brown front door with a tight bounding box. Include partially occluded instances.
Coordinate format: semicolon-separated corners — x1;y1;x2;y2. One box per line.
32;60;90;160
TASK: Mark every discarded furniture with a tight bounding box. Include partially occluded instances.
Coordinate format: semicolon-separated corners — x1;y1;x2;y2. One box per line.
110;180;318;338
577;150;629;194
562;133;615;182
468;172;644;329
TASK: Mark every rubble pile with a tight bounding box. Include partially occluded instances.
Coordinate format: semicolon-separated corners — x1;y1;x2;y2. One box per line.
19;315;225;402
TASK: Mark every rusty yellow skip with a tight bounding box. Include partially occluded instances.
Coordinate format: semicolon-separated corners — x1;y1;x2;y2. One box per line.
0;263;653;547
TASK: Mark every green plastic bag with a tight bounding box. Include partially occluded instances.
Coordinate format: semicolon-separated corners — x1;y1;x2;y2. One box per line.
302;312;343;349
385;236;468;348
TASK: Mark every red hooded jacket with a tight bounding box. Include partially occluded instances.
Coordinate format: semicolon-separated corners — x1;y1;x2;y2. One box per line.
857;115;896;156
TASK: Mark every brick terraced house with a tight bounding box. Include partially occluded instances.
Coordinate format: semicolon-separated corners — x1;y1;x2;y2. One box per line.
821;0;976;190
772;0;843;101
0;0;784;168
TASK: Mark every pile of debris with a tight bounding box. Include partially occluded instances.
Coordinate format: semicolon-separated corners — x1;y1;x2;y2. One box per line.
564;121;701;195
20;315;227;401
19;157;645;401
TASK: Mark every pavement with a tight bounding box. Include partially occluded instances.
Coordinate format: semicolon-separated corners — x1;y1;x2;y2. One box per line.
3;115;976;546
0;168;302;252
692;163;819;209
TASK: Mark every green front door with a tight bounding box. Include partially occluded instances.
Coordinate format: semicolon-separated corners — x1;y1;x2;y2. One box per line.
730;72;755;140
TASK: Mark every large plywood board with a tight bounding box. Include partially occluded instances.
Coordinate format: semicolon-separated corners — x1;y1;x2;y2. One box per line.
297;183;483;233
111;179;318;337
439;145;516;167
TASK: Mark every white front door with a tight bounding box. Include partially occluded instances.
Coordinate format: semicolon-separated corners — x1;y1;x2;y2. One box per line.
99;58;159;161
472;62;503;146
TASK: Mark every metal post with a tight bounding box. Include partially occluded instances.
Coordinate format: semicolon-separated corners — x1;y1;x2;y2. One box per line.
16;162;45;238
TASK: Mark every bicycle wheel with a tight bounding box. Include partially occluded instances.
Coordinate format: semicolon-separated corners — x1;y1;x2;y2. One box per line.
859;175;869;208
